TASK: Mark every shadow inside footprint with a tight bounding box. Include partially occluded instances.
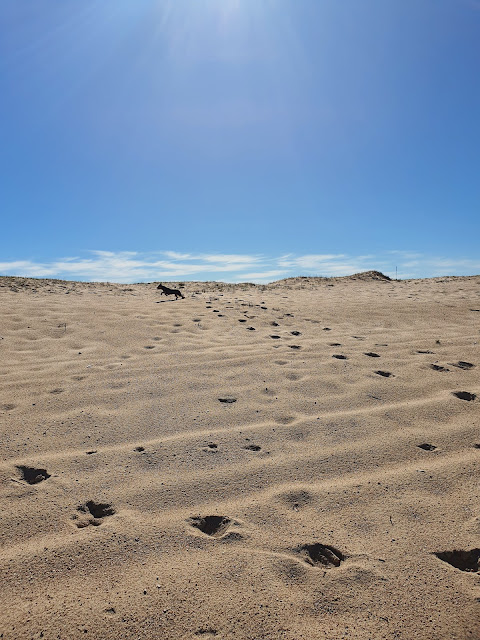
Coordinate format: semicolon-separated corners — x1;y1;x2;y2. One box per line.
332;354;347;360
434;549;480;572
430;364;449;372
218;397;237;403
244;444;261;451
79;500;115;519
297;543;344;568
453;391;476;401
195;628;218;637
189;515;232;538
364;352;380;358
417;443;437;451
375;370;393;377
451;361;475;370
204;443;218;451
17;465;50;484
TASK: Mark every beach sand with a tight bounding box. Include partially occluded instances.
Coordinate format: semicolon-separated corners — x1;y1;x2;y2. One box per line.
1;272;479;639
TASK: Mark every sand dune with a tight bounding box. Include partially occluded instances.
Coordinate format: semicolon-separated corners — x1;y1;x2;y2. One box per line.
1;273;479;639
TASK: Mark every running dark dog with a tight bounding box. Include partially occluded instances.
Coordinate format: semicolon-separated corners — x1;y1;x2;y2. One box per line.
157;283;185;299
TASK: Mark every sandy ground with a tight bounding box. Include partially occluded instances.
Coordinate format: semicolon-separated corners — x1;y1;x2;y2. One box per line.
1;272;479;640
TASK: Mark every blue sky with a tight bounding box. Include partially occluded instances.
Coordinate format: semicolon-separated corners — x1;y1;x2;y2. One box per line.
1;0;479;282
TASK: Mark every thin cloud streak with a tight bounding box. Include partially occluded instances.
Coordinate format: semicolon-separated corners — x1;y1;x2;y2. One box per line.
0;250;478;283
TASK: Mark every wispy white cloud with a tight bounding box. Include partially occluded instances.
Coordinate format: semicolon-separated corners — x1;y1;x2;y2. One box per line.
200;254;262;264
161;251;193;260
236;270;288;282
277;253;381;277
278;254;346;269
0;250;478;283
0;251;266;283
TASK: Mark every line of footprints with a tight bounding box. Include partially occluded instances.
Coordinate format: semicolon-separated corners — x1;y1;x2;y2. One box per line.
17;465;476;574
14;415;480;575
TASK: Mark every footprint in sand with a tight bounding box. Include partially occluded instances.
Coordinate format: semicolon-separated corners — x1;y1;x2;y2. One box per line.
202;443;218;452
244;444;261;451
332;354;347;360
434;549;480;572
194;628;218;637
291;331;301;336
270;335;281;339
450;361;475;370
17;465;50;484
2;404;16;411
289;345;302;350
75;501;115;528
280;489;313;511
375;370;393;377
296;543;344;568
364;352;380;358
188;515;232;538
329;343;342;347
452;391;476;401
134;446;145;452
417;443;437;451
218;396;237;403
430;364;450;372
285;372;301;380
246;327;256;331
